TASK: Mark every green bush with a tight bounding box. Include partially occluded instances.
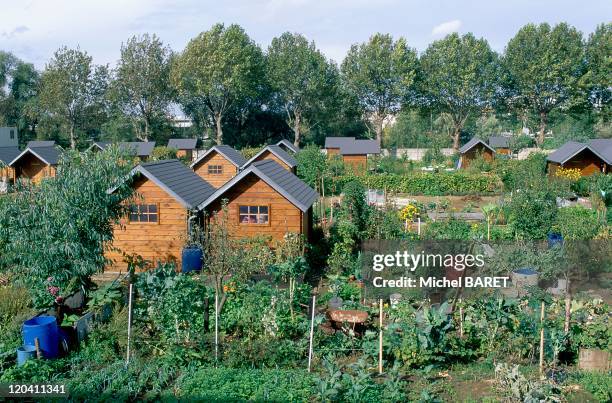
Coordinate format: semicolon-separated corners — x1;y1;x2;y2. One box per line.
333;172;501;195
508;188;558;239
422;218;472;240
553;206;601;240
177;367;316;401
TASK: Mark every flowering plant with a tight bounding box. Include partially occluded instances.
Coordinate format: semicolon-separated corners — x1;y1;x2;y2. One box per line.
555;167;581;181
399;203;420;221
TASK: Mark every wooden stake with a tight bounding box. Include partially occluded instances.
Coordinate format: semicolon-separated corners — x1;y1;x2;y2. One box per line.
539;301;545;376
459;298;464;338
215;291;219;364
417;217;421;236
307;295;316;372
379;299;383;374
34;337;41;359
126;283;133;365
564;295;571;333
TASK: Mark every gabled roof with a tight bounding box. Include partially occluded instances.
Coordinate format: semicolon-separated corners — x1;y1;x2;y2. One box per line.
27;140;56;148
190;145;247;169
324;137;380;155
9;146;61;166
0;147;21;165
547;140;612;165
168;138;198;150
197;159;318;213
119;142;156;157
109;160;216;209
325;137;355;148
459;137;496;154
488;136;510;148
242;144;298;169
276;139;299;153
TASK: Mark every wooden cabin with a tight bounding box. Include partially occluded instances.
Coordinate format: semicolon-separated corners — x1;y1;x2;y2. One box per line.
458;138;495;169
0;147;20;184
197;159;318;243
547;140;611;176
276;139;299;154
9;146;60;184
191;145;247;188
242;144;298;173
89;141;156;161
168;138;198;161
105;160;215;272
488;136;511;155
324;137;380;174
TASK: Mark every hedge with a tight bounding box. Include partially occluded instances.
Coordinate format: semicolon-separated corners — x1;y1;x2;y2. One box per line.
332;172;502;195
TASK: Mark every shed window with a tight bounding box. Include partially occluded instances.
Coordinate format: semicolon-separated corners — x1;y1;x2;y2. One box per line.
239;205;269;225
208;165;223;174
9;130;15;139
129;204;158;223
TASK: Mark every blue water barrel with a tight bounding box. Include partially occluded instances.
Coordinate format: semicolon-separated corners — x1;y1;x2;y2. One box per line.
22;316;59;359
182;246;203;273
548;233;563;249
16;345;37;366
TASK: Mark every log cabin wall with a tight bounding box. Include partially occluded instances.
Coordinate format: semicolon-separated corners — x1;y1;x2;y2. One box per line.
460;145;494;169
0;166;14;182
193;151;238;187
105;177;188;272
343;154;368;174
253;150;294;173
326;148;340;156
496;147;511;155
206;173;303;242
13;154;56;184
561;149;606;176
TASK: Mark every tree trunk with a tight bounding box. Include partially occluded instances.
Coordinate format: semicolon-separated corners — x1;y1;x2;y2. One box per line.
69;122;76;150
293;113;301;147
214;113;223;145
374;114;384;144
452;125;461;151
538;111;548;147
143;118;149;142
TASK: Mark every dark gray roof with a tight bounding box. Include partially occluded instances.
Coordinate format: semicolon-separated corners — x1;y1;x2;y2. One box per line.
9;146;61;166
119;142;156;157
198;159;318;212
27;140;56;148
0;147;21;164
276;139;299;153
191;145;247;168
548;140;612;165
114;160;216;209
325;137;355;148
242;144;298;169
324;137;380;155
488;136;510;148
168;138;198;150
459;137;496;154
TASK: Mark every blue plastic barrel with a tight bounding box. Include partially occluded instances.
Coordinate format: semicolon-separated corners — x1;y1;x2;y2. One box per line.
16;345;37;366
22;316;59;359
548;233;563;249
182;246;203;273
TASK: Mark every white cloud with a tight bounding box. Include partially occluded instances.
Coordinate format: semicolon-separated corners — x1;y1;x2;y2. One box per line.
431;19;462;37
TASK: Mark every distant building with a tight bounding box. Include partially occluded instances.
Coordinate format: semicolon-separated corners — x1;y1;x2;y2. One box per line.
168;138;198;161
324;137;380;174
276;139;299;154
458;138;495;169
9;142;61;184
547;140;611;176
0;127;18;148
488;135;511;155
191;145;247;188
89;141;156;160
242;144;298;174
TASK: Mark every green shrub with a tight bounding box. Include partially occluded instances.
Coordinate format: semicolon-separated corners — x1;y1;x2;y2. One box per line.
150;146;178;160
553;206;601;240
422;218;472;240
509;188;558;239
333;172;501;196
570;371;612;402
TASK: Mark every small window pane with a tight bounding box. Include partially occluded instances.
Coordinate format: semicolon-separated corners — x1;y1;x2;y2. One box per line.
149;214;158;223
129;213;139;221
239;206;248;214
259;214;268;224
149;204;157;213
259;206;268;214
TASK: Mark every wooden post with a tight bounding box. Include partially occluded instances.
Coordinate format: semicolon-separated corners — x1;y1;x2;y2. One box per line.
307;295;316;372
34;337;41;359
379;299;383;374
539;301;545;376
564;295;571;333
321;177;326;225
417;216;421;236
215;291;219;364
459;298;464;338
126;283;133;365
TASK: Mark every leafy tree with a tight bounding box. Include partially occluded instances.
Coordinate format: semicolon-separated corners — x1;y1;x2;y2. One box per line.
172;23;264;145
341;33;418;142
111;34;174;142
267;32;339;147
508;188;558;239
503;23;584;145
38;47;109;149
296;145;327;189
582;23;611;130
419;33;499;150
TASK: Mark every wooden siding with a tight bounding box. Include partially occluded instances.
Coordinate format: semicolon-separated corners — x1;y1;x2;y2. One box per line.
495;147;511;155
0;166;14;182
176;149;193;161
343;154;367;175
548;149;608;177
105;177;188;272
326;148;340;156
206;173;304;242
193;151;238;187
13;153;56;184
460;145;494;169
253;150;294;173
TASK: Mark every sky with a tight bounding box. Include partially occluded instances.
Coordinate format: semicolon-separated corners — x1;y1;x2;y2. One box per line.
1;0;610;69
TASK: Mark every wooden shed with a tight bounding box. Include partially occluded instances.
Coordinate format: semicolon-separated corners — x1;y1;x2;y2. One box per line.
324;137;380;174
9;145;61;184
198;159;318;243
0;146;20;184
459;138;495;169
168;138;198;161
547;140;611;176
242;144;298;173
105;159;216;272
276;139;299;154
89;141;156;160
191;145;247;188
488;136;511;155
